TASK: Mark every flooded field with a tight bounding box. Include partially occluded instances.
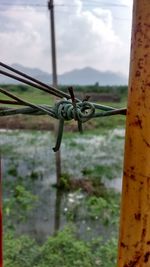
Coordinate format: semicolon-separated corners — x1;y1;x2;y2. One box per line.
1;128;125;242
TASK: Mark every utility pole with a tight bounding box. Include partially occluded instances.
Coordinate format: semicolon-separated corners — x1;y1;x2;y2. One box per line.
117;0;150;266
48;0;61;185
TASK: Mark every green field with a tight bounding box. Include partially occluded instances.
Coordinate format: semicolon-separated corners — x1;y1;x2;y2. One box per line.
0;84;128;103
0;84;128;132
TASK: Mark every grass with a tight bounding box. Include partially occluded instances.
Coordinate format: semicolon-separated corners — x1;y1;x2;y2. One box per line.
4;226;118;267
0;90;53;105
82;164;121;180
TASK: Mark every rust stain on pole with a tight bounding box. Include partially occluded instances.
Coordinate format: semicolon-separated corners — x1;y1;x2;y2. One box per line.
117;0;150;266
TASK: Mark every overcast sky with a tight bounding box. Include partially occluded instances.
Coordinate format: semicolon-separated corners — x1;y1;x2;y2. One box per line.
0;0;133;76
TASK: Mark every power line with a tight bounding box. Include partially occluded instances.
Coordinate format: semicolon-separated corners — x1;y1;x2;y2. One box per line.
0;2;130;8
0;3;46;7
56;2;129;8
0;10;130;20
0;8;130;21
82;0;127;5
0;1;131;21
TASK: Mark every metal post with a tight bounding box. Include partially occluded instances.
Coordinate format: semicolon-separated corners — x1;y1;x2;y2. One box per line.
48;0;57;86
48;0;61;185
0;156;3;267
54;189;62;234
117;0;150;266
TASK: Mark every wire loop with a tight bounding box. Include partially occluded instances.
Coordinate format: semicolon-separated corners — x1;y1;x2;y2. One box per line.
54;99;95;122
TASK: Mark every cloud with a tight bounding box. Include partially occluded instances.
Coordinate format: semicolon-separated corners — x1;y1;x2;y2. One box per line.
56;5;124;72
119;0;133;7
0;0;133;76
55;0;131;75
0;6;50;70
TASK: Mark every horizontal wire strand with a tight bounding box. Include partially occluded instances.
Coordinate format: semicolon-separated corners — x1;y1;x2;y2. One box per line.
0;63;127;151
0;62;73;100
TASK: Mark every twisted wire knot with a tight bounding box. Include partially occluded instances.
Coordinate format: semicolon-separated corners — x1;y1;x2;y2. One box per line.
54;99;95;122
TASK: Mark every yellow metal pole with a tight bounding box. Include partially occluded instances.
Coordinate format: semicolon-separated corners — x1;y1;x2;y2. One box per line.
117;0;150;266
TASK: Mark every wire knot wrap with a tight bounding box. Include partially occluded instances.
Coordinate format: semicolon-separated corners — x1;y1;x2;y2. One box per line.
54;99;95;122
53;99;95;152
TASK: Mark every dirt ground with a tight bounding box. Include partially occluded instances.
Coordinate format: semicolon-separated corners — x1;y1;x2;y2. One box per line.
0;115;91;131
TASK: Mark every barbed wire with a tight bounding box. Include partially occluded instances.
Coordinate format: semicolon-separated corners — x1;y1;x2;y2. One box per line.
0;62;126;151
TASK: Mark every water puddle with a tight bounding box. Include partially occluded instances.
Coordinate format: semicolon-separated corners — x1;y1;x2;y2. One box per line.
0;128;125;241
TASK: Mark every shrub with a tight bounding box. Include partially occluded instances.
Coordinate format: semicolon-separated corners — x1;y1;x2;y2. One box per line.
38;227;93;267
4;231;39;267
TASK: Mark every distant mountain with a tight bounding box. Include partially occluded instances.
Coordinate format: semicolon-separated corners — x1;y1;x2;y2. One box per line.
0;63;128;85
59;67;128;85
